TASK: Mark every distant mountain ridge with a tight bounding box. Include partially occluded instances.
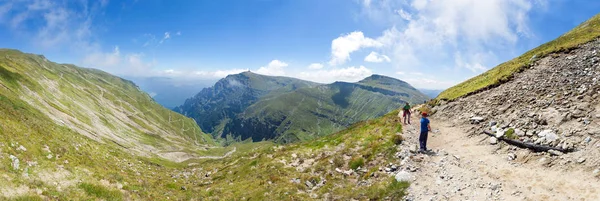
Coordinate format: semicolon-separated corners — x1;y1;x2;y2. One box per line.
175;72;428;143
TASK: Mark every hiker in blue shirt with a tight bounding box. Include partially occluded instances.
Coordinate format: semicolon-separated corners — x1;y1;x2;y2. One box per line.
419;112;431;153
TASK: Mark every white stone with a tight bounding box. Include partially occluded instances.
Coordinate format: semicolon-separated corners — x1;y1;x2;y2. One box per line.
495;129;505;138
16;145;26;152
395;171;413;182
489;137;498;145
9;155;19;170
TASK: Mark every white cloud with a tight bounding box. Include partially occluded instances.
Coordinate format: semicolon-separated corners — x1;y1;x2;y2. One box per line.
329;31;382;66
364;51;391;63
0;0;103;51
193;69;249;78
396;71;405;75
256;60;288;76
353;0;539;88
307;63;324;70
159;32;170;44
395;9;412;21
82;46;121;68
176;31;181;36
298;66;373;83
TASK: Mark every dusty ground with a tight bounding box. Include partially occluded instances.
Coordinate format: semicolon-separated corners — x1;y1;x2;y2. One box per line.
402;115;600;201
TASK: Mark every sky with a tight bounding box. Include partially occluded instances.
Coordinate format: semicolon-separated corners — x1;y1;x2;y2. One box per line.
0;0;599;90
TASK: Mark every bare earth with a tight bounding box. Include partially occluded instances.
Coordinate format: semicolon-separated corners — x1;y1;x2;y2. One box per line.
402;115;600;201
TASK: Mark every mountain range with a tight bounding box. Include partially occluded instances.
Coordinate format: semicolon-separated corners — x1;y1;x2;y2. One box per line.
174;72;428;143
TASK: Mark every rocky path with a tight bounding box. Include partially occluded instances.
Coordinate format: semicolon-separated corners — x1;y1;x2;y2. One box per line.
401;116;600;201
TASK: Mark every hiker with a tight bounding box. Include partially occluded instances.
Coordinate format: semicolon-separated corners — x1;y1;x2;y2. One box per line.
402;102;411;124
419;112;431;153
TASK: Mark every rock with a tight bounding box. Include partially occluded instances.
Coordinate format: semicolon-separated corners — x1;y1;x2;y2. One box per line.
577;158;586;163
526;130;534;136
395;171;413;182
9;155;19;170
470;117;485;124
491;125;498;132
495;128;505;138
515;129;525;137
180;186;187;191
489;137;498;145
489;121;498;127
508;153;517;161
548;150;563;156
291;153;297;158
305;181;314;188
46;154;53;159
584;136;592;144
539;130;559;142
16;145;26;152
594;169;600;175
291;178;301;184
409;144;419;153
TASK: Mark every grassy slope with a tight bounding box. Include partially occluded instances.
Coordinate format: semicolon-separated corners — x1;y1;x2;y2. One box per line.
437;13;600;101
181;111;409;200
0;49;224;199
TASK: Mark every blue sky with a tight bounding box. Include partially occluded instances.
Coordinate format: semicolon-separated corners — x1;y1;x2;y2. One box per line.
1;0;599;89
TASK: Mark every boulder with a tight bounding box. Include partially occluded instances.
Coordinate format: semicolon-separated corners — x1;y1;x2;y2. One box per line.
395;171;413;182
489;137;498;145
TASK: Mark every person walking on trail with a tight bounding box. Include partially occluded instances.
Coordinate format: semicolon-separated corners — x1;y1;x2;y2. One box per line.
402;102;411;124
419;112;431;153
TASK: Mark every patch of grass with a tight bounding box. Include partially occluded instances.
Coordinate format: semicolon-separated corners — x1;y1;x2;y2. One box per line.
349;157;365;170
392;134;404;145
79;182;123;201
504;128;518;140
10;195;44;201
438;14;600;101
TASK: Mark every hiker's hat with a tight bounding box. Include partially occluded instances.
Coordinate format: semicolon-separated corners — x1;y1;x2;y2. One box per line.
422;112;428;117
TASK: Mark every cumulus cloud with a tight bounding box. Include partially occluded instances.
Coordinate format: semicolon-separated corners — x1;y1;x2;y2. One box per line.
256;60;288;76
350;0;541;87
364;51;391;63
329;31;382;66
307;63;324;70
298;66;373;83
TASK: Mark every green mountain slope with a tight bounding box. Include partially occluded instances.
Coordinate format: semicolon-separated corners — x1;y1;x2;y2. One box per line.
437;13;600;101
226;75;428;143
0;49;216;161
174;71;320;138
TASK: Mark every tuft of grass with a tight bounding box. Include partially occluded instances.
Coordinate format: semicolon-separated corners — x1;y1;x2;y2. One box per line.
79;182;123;201
504;128;518;140
349;157;365;170
10;195;44;201
437;13;600;101
392;134;404;145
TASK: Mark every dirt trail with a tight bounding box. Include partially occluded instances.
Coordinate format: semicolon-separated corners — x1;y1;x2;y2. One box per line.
402;115;600;201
